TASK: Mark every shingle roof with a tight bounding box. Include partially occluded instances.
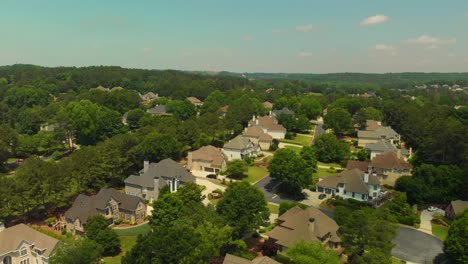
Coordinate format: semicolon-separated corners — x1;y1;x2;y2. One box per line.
358;126;399;140
243;127;273;142
346;160;371;172
147;104;167;115
371;151;412;170
268;206;340;248
0;224;59;257
189;145;226;168
366;120;382;131
272;107;295;116
364;140;397;152
187;96;202;104
262;101;273;109
65;188;144;224
248;116;286;132
223;135;254;150
450;200;468;215
125;159;195;188
223;254;280;264
317;168;379;194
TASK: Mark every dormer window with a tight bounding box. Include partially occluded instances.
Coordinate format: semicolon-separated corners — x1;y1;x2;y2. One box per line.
20;247;28;256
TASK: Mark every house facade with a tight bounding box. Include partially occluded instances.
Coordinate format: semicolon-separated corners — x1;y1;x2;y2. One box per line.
316;168;383;204
370;151;412;186
248;115;286;139
0;223;59;264
242;126;273;150
222;135;259;161
187;145;227;174
125;159;196;202
65;188;146;235
268;206;342;253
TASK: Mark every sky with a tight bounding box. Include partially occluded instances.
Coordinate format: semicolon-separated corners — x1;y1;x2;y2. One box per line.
0;0;467;73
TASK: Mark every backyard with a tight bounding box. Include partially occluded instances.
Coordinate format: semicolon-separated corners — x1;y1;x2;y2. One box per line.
245;166;269;184
431;223;448;241
284;145;303;154
103;223;151;264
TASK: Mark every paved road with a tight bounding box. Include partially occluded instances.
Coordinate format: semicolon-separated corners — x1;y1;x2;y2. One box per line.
419;208;445;234
392;226;444;264
312;120;325;145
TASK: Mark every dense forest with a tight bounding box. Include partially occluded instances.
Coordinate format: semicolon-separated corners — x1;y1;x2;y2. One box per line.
0;64;467;263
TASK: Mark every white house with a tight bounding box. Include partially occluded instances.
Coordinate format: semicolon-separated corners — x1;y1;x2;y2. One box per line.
222;135;259;161
248;115;286;139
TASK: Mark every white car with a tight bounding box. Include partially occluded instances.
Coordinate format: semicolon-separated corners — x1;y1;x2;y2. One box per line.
427;206;438;212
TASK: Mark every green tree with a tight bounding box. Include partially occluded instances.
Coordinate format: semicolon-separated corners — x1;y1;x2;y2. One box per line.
150;193;184;227
126;108;146;128
324;107;353;135
166;99;197;120
217;181;270;237
300;146;318;170
226;159;249;179
85;215;121;256
444;209;468;264
300;96;322;119
49;238;103;264
314;133;350;163
269;148;313;196
135;133;182;162
176;182;206;204
286;240;340;264
354;107;383;129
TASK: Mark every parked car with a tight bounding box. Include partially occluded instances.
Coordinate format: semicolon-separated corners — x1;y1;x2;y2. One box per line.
318;193;327;200
427;206;438;212
206;174;217;179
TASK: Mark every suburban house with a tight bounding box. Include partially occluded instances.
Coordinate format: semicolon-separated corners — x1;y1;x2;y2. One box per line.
125;159;196;202
223;254;279;264
0;223;59;264
357;122;400;147
364;140;397;160
262;101;273;109
316;168;385;205
187;96;203;106
248;115;286;139
65;188;146;235
445;200;468;220
346;151;412;186
242;126;273;150
268;206;342;253
140;92;159;104
187;145;227;174
147;104;168;115
271;107;295;117
222;135;259;161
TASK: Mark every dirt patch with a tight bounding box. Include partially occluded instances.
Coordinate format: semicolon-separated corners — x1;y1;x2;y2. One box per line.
245;237;266;257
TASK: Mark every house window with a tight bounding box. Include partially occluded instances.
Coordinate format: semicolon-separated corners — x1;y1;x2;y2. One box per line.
361;194;365;200
20;247;28;256
352;192;355;198
344;190;347;194
3;256;12;264
20;259;30;264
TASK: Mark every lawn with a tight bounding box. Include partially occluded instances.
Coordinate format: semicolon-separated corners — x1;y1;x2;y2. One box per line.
284;145;303;154
432;223;449;240
245;166;269;183
293;134;313;146
103;236;138;264
315;167;339;178
113;223;151;236
268;203;279;214
317;161;342;168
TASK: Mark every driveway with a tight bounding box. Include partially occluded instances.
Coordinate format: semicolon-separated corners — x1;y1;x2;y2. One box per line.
420;208;445;234
392;226;444;263
195;177;226;205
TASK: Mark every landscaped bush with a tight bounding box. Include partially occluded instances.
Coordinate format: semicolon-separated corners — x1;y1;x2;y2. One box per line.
327;167;337;173
51;151;63;160
285;132;294;139
114;219;123;225
61;228;67;235
46;216;57;226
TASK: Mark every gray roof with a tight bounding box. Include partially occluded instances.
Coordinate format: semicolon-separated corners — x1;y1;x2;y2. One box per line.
364;139;397;152
223;135;254;150
272;107;295;116
450;200;468;215
65;188;144;224
317;168;379;194
358;126;399;140
0;224;59;257
147;104;167;115
125;159;195;188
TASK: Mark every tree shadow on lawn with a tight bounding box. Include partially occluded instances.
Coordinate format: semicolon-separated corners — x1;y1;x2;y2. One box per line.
266;180;305;201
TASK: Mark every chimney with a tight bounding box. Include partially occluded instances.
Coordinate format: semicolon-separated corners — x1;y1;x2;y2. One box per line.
308;218;315;233
364;167;371;183
256;119;259;125
143;160;150;173
0;222;5;232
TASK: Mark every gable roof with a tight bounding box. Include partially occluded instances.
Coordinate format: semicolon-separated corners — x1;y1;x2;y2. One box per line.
364;140;397;153
317;168;379;194
147;104;167;115
358;126;399;140
0;224;59;257
65;188;144;224
263;101;273;109
223;254;280;264
140;92;158;101
187;96;202;104
366;120;382;131
272;107;295;116
125;159;195;188
346;160;370;172
248;116;286;133
223;135;254;150
242;127;273;142
450;200;468;215
268;206;340;248
371;151;412;170
189;145;226;168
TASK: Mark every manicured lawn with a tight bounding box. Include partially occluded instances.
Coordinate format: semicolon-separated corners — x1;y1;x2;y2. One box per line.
114;223;151;236
293;134;313;146
207;178;228;188
284;145;303;153
245;166;269;183
432;223;449;240
268;203;279;214
315;167;339;177
317;161;342;168
103;236;138;264
392;257;405;264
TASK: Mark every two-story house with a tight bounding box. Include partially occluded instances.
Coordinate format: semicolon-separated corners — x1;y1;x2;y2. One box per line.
187;145;227;175
0;223;59;264
222;135;259;161
242;126;273;150
268;206;342;253
125;159;196;202
357;121;400;148
248;115;287;139
65;188;146;235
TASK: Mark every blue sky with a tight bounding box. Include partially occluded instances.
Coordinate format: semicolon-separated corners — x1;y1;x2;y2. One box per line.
0;0;467;73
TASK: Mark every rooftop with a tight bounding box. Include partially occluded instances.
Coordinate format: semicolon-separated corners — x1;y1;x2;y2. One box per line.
0;224;59;257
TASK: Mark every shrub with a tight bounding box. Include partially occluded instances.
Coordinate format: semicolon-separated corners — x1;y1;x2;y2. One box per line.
285;132;294;139
259;228;267;233
262;239;279;257
51;151;63;160
114;219;123;225
46;217;57;226
327;167;337;173
61;228;67;235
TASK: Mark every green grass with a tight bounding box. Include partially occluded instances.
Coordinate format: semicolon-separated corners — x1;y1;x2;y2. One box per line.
392;257;405;264
113;223;151;236
316;167;339;177
284;145;303;153
103;236;138;264
432;224;449;240
207;178;227;188
294;134;313;145
245;166;269;183
268;203;279;214
317;161;342;168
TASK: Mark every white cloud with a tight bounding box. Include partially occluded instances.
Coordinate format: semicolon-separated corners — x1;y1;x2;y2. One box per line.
243;35;253;42
371;44;396;51
405;35;456;48
360;15;389;26
296;25;315;32
298;51;312;57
